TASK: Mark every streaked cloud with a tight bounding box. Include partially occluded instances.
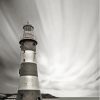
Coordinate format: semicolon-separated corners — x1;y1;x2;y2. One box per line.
0;0;99;97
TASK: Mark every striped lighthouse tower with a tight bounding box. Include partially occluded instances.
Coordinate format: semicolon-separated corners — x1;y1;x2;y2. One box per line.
16;23;42;100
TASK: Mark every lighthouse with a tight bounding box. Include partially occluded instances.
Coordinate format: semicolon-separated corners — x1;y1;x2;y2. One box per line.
16;23;42;100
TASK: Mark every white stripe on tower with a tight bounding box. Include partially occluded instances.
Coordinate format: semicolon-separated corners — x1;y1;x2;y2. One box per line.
19;76;39;90
21;50;36;63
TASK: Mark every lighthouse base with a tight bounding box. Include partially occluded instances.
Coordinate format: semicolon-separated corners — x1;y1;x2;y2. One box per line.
16;90;42;100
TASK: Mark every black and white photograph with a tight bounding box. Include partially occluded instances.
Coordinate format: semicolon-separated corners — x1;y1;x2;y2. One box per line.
0;0;99;100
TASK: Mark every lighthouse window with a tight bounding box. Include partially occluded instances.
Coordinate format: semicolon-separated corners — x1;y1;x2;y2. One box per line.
23;59;25;62
37;97;41;100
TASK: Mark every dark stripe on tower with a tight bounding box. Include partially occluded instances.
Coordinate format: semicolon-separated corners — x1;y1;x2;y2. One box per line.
19;63;38;76
20;40;37;51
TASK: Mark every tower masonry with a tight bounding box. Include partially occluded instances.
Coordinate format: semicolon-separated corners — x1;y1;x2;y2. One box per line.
16;23;42;100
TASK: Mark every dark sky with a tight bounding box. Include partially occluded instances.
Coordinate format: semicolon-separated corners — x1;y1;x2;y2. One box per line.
0;0;99;97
